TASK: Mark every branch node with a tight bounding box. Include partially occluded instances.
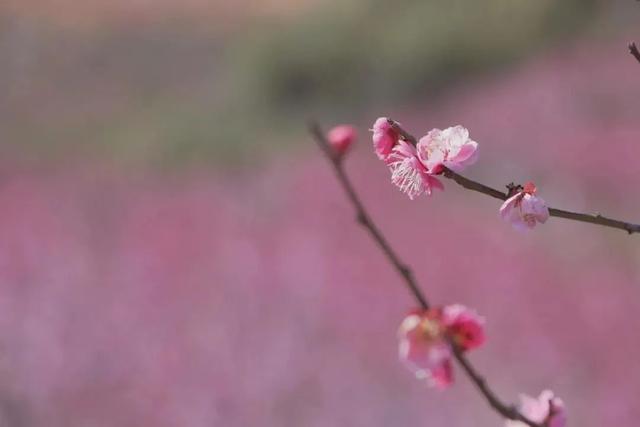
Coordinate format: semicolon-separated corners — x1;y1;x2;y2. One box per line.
506;182;522;197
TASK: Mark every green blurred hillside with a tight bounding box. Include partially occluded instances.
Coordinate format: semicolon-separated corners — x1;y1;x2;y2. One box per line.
0;0;601;168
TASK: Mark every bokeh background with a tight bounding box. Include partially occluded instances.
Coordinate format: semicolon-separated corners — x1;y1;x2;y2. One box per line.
0;1;640;426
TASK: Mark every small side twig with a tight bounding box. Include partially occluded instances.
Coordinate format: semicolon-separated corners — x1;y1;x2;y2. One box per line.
310;121;541;427
629;42;640;64
388;120;640;235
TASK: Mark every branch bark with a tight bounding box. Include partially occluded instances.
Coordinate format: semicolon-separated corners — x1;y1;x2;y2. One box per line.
311;121;542;427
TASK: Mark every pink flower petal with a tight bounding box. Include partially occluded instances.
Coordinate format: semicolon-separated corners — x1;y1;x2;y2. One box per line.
450;140;478;164
416;125;479;173
427;358;453;389
499;194;520;221
389;142;443;200
505;390;566;427
398;310;454;388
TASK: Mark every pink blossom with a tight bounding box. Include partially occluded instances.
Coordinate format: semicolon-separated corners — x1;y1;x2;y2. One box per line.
505;390;567;427
499;182;549;231
388;141;444;200
441;304;485;351
398;311;453;388
371;117;400;161
398;305;485;388
327;124;357;156
417;125;479;173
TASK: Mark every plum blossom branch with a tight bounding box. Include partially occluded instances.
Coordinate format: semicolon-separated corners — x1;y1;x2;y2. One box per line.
310;121;542;427
310;123;429;309
629;42;640;64
388;119;640;235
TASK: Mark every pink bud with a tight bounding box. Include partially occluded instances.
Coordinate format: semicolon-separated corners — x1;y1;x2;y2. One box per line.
371;117;400;161
327;124;357;156
522;181;537;194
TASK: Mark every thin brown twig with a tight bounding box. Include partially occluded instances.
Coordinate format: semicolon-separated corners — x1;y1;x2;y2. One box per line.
310;121;541;427
310;122;429;309
389;119;640;235
629;42;640;64
451;345;536;426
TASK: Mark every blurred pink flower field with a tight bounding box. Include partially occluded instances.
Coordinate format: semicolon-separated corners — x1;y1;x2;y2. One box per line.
0;37;639;426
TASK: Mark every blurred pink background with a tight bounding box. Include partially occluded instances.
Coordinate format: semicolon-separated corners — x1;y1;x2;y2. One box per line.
0;1;639;426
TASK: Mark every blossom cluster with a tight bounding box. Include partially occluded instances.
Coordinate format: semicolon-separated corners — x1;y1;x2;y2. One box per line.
396;307;565;427
373;117;477;199
371;117;549;231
